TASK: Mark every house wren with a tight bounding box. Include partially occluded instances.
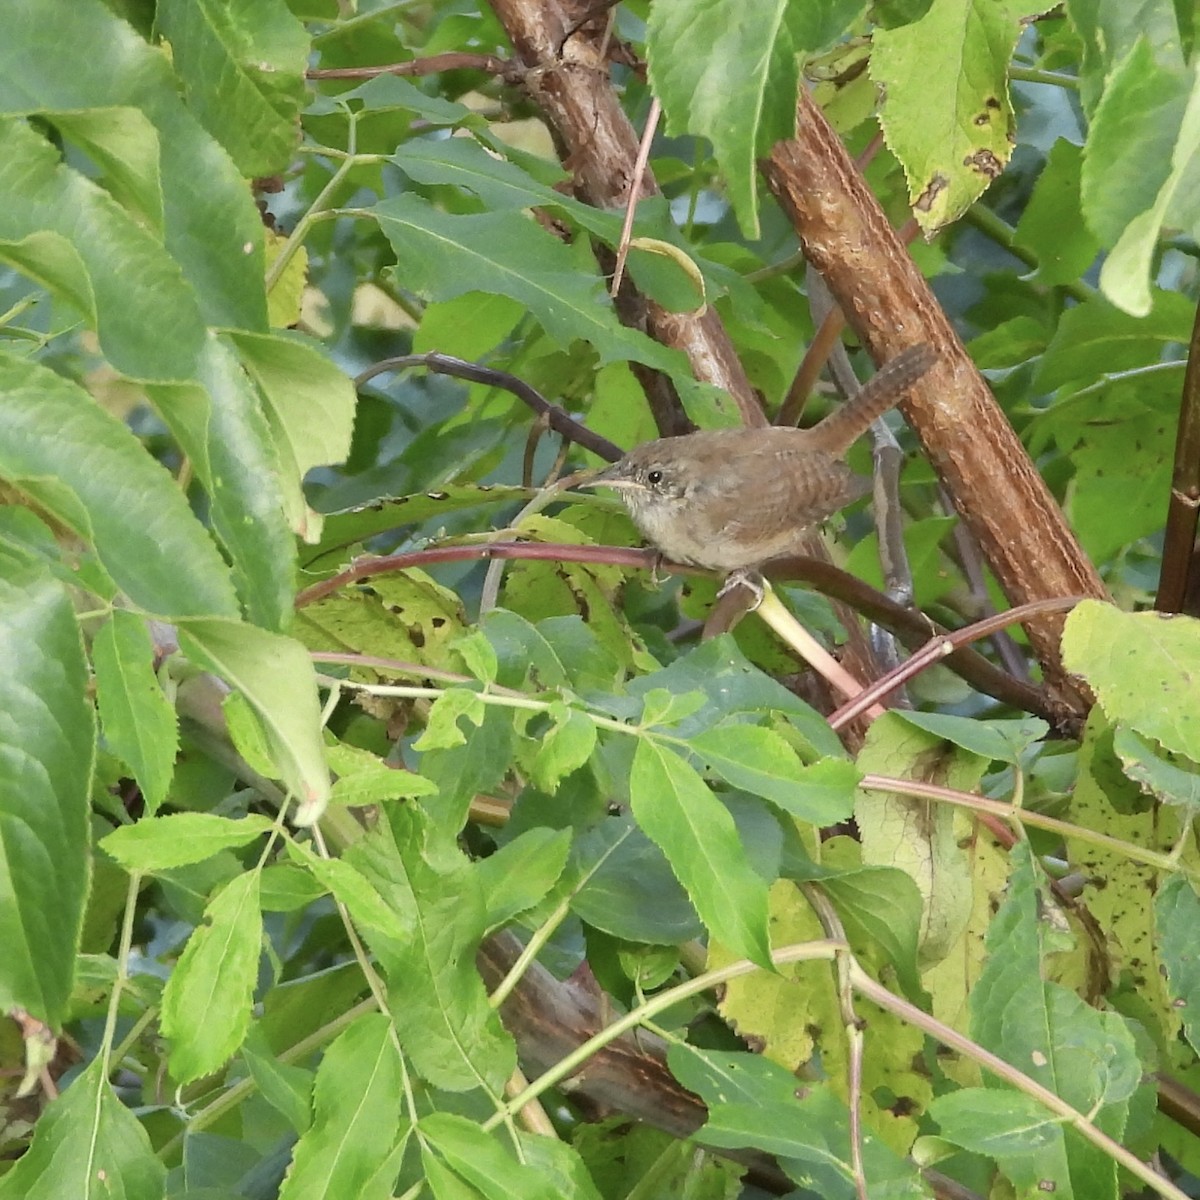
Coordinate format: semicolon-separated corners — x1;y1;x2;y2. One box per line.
585;344;935;572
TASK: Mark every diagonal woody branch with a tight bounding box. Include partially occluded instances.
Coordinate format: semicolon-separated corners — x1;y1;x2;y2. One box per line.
760;91;1106;698
487;0;764;433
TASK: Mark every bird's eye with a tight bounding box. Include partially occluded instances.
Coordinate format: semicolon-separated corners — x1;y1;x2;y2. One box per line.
647;469;664;486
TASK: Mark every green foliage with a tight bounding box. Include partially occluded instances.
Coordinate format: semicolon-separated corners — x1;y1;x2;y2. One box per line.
0;0;1198;1198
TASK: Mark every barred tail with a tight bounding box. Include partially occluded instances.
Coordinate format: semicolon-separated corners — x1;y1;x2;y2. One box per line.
806;343;936;455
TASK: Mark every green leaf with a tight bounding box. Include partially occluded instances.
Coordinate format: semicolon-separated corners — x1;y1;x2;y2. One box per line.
892;711;1048;765
1033;290;1193;393
647;0;865;237
1013;139;1100;287
371;193;691;377
969;843;1142;1198
412;687;486;752
325;739;438;806
0;566;92;1028
285;839;413;944
639;687;708;728
156;335;297;631
630;739;772;968
92;610;178;814
420;1113;559;1200
853;712;988;965
1061;601;1200;763
0;0;267;330
156;0;308;177
699;1078;926;1198
1156;876;1200;1057
627;635;843;757
450;628;498;685
304;485;531;569
689;726;860;823
476;827;571;930
530;705;597;790
0;352;239;618
177;618;331;824
929;1088;1061;1156
160;872;263;1084
0;1057;165;1200
814;866;925;999
348;808;516;1093
225;330;356;542
277;1013;408;1200
873;0;1031;231
101;813;275;871
0;117;205;379
1091;44;1200;316
571;818;703;944
241;1030;314;1134
1112;725;1200;813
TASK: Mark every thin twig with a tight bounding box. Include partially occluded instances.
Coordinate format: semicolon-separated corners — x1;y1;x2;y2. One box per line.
610;96;661;296
355;352;624;462
307;52;521;81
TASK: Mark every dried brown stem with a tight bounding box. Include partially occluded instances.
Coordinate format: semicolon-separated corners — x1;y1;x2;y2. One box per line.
1155;299;1200;614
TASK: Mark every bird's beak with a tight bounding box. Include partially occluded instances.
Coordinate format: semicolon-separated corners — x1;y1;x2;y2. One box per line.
576;464;635;490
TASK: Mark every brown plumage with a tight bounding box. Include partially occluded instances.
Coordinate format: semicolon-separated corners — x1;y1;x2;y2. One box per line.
586;344;935;572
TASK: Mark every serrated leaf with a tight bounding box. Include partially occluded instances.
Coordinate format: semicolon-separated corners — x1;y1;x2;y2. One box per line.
630;739;772;968
285;838;413;945
0;565;92;1028
0;351;239;619
1061;601;1200;763
571;818;703;944
892;711;1048;765
1112;725;1200;813
278;1013;408;1200
325;738;437;805
371;193;690;377
1157;876;1200;1056
420;1113;559;1200
176;617;330;824
0;116;206;379
156;0;308;177
874;0;1029;231
302;485;531;569
412;687;486;751
348;809;516;1092
476;827;571;930
647;0;865;237
1091;43;1200;316
101;813;275;871
929;1089;1061;1156
157;334;297;631
0;1;267;330
689;726;859;823
241;1031;313;1134
530;705;596;790
0;1057;165;1200
1013;139;1099;287
92;609;178;815
639;687;708;728
160;872;263;1083
225;331;356;543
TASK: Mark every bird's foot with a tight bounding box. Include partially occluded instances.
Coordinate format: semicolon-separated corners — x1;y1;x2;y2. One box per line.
716;568;766;609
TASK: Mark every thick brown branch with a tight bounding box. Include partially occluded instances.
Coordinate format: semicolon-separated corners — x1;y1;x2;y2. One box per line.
759;91;1107;700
